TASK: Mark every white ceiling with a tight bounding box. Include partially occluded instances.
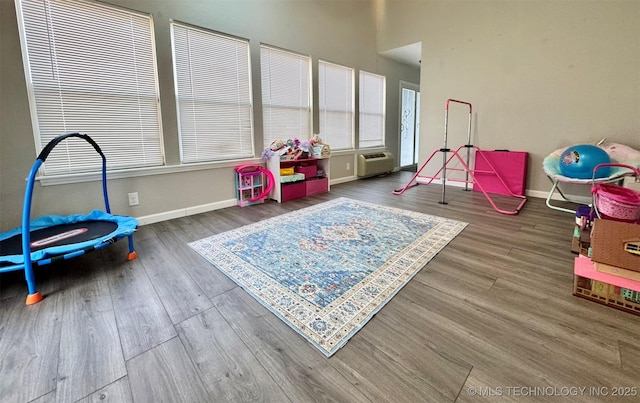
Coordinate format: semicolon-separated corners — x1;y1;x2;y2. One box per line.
379;42;421;69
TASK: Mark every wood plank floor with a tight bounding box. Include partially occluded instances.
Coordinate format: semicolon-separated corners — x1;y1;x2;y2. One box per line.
1;171;639;402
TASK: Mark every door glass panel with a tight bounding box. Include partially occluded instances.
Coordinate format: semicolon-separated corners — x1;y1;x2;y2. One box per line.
400;88;416;167
415;91;420;163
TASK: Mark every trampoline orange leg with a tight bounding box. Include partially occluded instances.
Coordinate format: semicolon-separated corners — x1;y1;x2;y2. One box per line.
26;292;43;305
126;235;137;261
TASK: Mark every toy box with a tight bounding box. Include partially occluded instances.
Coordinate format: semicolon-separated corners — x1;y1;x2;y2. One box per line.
590;219;640;272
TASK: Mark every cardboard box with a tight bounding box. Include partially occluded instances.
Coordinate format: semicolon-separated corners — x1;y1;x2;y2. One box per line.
590;219;640;272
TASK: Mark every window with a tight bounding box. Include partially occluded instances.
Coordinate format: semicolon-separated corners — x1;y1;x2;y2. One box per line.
172;23;253;163
318;61;354;150
16;0;164;175
260;45;312;148
359;71;386;149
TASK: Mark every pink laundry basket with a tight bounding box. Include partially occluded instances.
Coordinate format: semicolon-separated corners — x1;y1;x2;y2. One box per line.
591;163;640;223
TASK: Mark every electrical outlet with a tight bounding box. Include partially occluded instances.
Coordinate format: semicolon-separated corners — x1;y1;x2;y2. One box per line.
128;192;139;206
346;162;351;171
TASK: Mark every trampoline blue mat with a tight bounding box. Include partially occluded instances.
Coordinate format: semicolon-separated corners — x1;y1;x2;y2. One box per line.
0;210;138;265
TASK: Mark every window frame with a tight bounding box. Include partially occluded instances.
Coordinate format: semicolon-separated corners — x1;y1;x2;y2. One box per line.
171;21;255;163
358;70;386;149
15;0;165;177
260;44;313;149
318;60;354;151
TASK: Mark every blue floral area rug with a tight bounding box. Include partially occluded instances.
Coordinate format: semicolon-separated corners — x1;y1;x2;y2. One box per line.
189;197;467;357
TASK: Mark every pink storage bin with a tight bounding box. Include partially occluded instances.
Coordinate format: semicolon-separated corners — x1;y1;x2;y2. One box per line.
295;164;317;179
591;163;640;223
305;177;328;196
592;184;640;222
281;181;306;202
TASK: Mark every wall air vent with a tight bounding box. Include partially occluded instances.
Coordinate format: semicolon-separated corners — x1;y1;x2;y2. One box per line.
357;152;394;177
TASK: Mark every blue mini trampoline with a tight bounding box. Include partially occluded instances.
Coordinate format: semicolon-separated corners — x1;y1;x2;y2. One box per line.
0;133;138;305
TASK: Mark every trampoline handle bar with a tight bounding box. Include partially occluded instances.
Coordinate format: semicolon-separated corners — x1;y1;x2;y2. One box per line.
37;132;105;162
34;132;111;214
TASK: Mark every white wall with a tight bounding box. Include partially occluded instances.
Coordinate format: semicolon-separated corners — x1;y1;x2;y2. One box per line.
0;0;418;229
376;0;640;196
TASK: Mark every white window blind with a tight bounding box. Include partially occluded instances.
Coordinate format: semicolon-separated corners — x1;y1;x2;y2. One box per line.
172;23;253;163
359;71;386;148
318;60;354;150
16;0;164;175
260;45;312;148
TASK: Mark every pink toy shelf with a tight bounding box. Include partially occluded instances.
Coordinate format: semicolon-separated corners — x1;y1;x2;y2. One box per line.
235;165;274;207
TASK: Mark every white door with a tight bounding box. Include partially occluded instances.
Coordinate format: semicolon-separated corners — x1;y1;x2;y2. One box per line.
399;82;420;169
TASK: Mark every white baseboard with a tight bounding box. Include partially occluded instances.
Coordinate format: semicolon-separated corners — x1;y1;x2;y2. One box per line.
417;177;468;188
136;176;359;226
331;175;358;185
417;177;592;204
136;199;237;226
135;177;593;227
526;189;592;204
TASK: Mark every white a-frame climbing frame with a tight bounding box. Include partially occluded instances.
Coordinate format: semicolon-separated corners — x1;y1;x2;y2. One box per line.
393;99;527;215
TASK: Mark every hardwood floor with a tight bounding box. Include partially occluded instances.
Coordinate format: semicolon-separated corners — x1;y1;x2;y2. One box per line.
1;171;639;402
